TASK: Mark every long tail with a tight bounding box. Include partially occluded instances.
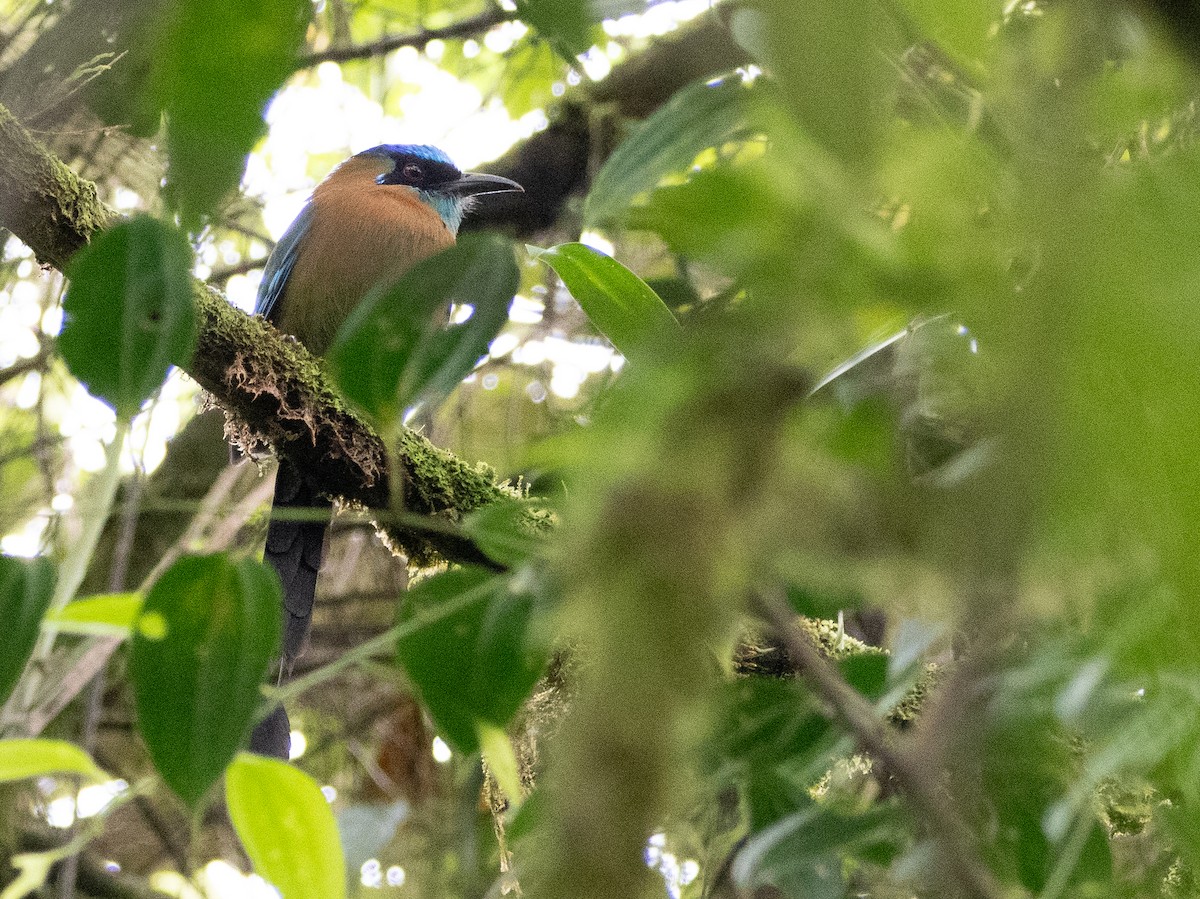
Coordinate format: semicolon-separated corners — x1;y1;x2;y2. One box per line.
249;457;332;759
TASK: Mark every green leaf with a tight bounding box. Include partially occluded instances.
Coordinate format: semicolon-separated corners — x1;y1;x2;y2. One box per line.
3;851;56;899
0;739;106;783
396;567;548;753
532;243;680;364
733;801;904;899
336;801;408;883
712;679;835;827
514;0;595;60
839;653;888;701
624;161;812;293
462;499;544;568
61;216;196;419
328;234;519;433
584;75;757;227
478;720;523;805
784;584;862;621
152;0;308;224
45;592;143;638
0;556;55;707
130;554;280;807
897;0;996;69
736;0;899;170
226;753;347;899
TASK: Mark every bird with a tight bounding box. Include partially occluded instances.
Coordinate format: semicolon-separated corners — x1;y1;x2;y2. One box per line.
247;145;522;759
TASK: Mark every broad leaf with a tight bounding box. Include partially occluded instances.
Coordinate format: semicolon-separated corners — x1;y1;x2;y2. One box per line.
533;243;679;364
462;499;545;568
514;0;595;60
396;567;547;753
712;679;835;828
3;851;55;899
898;0;995;70
735;0;899;170
733;801;904;899
337;801;409;884
839;653;888;701
152;0;308;224
0;739;106;783
227;753;347;899
130;554;280;807
45;592;143;638
0;555;55;706
328;234;519;432
585;75;757;227
61;216;196;418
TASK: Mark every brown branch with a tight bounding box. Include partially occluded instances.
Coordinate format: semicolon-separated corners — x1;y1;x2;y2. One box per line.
301;5;516;66
460;9;752;235
208;255;268;285
752;590;1014;899
0;339;51;387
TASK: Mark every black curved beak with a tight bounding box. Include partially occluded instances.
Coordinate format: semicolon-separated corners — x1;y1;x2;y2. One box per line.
446;172;524;197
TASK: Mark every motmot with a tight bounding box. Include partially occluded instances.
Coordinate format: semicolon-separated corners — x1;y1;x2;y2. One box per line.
248;145;522;758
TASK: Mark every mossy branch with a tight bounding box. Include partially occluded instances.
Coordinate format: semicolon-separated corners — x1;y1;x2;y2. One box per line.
0;100;507;567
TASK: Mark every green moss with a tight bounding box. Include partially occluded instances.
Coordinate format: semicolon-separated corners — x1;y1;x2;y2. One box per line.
887;662;944;727
799;616;887;660
1097;778;1156;837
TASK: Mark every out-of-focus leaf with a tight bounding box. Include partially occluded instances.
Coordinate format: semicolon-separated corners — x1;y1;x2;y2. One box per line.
2;851;55;899
514;0;594;60
532;243;680;364
462;499;544;567
152;0;308;224
0;555;54;706
735;0;898;170
61;216;196;419
130;554;280;807
0;739;106;783
643;276;702;311
840;653;888;701
226;753;347;899
712;679;835;828
733;801;904;899
785;584;862;621
478;720;523;804
626;161;808;290
45;592;142;638
897;0;996;69
396;567;547;753
337;801;409;884
329;235;518;433
887;619;946;684
585;75;757;226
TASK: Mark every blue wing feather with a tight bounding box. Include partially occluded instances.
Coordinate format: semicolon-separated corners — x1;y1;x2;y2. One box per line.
255;203;315;322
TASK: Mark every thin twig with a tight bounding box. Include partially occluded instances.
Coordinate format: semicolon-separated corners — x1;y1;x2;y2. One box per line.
0;340;51;387
137;461;254;590
208;255;268;285
751;590;1014;899
300;5;516;66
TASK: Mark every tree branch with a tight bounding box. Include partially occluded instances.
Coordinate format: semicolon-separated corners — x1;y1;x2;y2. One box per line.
300;5;516;66
461;10;751;235
0;100;507;568
752;590;1013;899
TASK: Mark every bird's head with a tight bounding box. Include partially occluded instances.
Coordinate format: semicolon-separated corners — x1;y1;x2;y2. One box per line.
351;144;522;234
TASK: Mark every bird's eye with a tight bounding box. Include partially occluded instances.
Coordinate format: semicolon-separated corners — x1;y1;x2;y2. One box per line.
402;163;424;181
